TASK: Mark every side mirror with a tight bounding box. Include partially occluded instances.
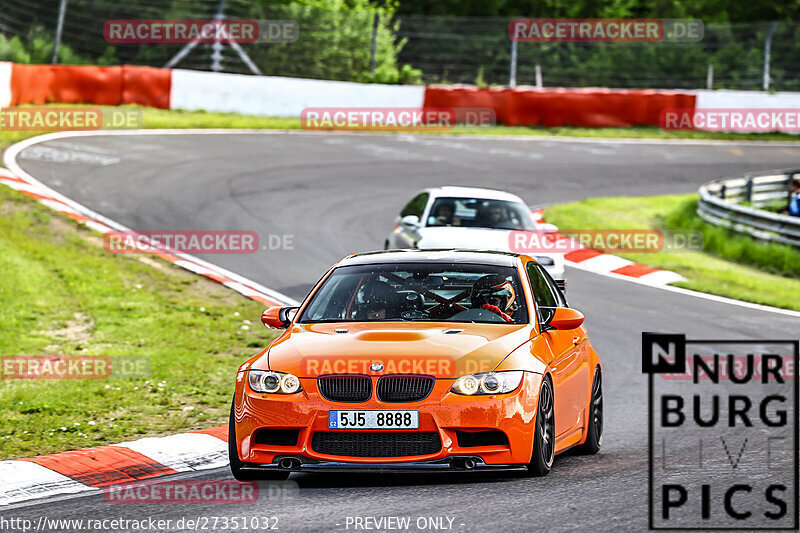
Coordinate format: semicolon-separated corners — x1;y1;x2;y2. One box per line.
261;306;299;329
547;307;584;330
536;223;559;234
400;214;420;227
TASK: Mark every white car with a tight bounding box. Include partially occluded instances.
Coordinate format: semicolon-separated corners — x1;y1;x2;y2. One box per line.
385;186;566;283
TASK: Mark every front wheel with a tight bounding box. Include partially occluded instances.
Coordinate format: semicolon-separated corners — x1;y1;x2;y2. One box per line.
228;401;290;481
526;378;555;476
575;368;603;455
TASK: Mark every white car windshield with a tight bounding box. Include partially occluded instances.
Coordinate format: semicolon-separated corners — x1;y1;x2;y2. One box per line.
426;197;536;230
299;262;529;324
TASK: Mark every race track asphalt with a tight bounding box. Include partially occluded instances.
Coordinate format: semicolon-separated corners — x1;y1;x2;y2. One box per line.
5;132;800;532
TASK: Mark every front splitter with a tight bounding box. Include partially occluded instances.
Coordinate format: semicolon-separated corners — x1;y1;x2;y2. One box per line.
241;456;527;474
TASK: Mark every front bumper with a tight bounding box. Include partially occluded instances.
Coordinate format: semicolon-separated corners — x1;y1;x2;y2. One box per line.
240;456;527;474
231;371;543;468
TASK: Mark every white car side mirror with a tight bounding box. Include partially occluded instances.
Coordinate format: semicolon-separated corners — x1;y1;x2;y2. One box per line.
400;215;420;227
536;223;558;234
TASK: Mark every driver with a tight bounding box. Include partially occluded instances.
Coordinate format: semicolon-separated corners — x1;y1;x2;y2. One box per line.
432;200;456;226
470;274;516;322
365;301;387;320
357;281;399;320
486;204;505;226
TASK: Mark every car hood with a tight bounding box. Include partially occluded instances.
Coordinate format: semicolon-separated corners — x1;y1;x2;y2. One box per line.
254;322;534;379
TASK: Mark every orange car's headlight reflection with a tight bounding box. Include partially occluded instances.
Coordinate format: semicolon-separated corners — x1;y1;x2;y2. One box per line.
248;370;302;394
451;371;524;395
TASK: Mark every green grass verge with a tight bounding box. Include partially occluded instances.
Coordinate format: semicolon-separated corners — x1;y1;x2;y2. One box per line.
135;108;800;141
544;194;800;311
2;104;800;155
0;185;276;459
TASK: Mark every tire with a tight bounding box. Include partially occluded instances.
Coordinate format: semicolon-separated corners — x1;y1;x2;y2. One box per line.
228;401;290;481
526;377;555;476
576;368;603;455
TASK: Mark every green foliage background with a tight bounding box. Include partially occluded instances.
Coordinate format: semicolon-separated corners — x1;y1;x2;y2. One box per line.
0;0;796;87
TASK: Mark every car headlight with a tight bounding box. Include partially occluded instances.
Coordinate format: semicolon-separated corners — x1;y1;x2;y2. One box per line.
248;370;302;394
451;371;523;395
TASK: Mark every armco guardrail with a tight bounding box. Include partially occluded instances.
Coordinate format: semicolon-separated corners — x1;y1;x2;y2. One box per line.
698;169;800;247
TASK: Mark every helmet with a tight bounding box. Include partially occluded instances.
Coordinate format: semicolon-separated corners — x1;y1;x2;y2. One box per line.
357;281;399;318
471;274;516;312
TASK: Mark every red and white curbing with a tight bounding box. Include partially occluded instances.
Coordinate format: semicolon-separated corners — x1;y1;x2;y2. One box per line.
0;164;298;506
0;427;228;506
530;209;686;286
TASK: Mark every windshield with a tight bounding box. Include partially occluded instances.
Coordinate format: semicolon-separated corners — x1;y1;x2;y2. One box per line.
299;262;529;324
426;197;536;230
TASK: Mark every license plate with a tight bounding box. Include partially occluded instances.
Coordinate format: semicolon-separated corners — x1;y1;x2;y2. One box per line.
328;410;419;429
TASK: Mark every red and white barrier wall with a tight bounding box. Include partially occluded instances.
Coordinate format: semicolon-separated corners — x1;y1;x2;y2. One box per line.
0;62;11;107
423;85;696;128
170;69;427;115
3;61;800;130
695;89;800;110
0;62;425;115
0;62;170;108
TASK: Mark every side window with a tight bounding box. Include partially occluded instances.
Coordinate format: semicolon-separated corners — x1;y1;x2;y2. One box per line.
536;264;568;307
526;262;558;323
401;193;429;218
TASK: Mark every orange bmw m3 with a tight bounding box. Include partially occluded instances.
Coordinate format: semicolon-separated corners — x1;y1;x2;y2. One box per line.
228;250;603;479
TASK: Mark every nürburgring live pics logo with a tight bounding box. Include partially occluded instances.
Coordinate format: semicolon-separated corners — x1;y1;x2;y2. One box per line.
643;333;798;530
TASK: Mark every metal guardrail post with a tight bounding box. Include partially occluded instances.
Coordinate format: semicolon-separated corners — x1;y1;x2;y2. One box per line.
763;22;778;91
509;40;518;88
745;177;753;204
370;13;379;74
51;0;68;64
720;184;726;200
